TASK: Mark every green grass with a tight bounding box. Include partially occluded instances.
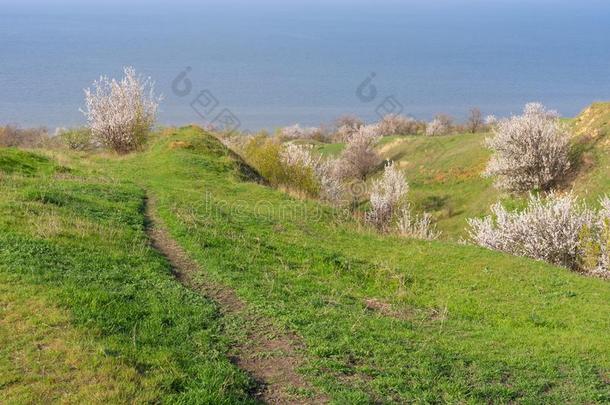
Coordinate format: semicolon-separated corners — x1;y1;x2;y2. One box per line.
314;123;609;239
571;103;610;203
0;148;62;176
1;127;609;403
0;149;257;403
314;133;508;238
102;127;609;403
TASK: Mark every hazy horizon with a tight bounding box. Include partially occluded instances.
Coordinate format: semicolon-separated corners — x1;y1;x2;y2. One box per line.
2;0;610;131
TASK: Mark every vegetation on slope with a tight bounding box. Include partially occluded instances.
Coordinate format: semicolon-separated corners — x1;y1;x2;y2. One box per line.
1;126;609;403
105;127;609;403
571;102;610;202
311;102;610;239
0;148;256;403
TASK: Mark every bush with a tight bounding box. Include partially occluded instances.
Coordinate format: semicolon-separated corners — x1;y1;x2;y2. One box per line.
243;135;286;186
484;103;570;192
278;143;321;196
366;161;409;231
580;196;610;277
468;192;609;276
82;66;161;153
58;127;93;151
425;114;453;136
336;124;381;180
0;125;50;148
333;115;364;141
377;114;422;136
277;124;318;140
397;206;441;240
366;161;439;238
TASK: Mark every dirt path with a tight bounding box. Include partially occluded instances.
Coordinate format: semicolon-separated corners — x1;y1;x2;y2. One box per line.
144;196;326;404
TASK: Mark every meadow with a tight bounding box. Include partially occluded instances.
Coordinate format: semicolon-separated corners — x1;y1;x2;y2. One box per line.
1;122;609;403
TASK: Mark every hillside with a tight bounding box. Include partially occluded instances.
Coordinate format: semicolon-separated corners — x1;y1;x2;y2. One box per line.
571;102;610;202
1;128;609;403
312;103;610;239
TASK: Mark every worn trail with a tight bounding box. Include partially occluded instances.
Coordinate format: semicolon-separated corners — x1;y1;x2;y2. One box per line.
144;195;326;404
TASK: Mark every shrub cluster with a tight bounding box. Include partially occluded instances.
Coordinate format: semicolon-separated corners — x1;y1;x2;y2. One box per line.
335;124;382;180
367;161;440;239
57;127;93;151
82;66;161;153
0;125;50;148
484;103;570;192
426;114;454;136
334;115;365;141
377;114;423;136
468;192;609;277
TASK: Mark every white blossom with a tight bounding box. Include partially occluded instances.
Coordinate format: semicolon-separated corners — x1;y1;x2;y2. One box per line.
377;114;419;136
397;205;441;240
334;115;365;141
484;115;498;126
468;192;599;271
484;103;570;192
81;66;161;153
337;124;382;180
425;115;452;136
366;161;409;230
280;143;319;168
280;143;344;204
279;124;319;140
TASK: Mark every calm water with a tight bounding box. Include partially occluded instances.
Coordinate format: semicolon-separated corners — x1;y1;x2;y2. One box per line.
1;0;610;131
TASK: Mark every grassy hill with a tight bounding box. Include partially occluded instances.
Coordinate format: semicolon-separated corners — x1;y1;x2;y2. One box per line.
313;104;610;239
570;102;610;202
316;133;508;238
1;128;609;403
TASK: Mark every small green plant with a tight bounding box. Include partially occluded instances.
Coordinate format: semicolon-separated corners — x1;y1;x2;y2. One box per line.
58;127;93;151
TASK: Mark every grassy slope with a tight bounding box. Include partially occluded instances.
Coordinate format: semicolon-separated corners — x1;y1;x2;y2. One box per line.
315;105;610;239
0;148;256;403
100;127;608;403
317;134;506;238
2;130;609;403
571;102;610;202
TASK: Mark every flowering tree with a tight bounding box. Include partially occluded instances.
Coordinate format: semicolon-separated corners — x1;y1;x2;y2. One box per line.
484;103;570;192
82;66;161;153
366;161;440;238
338;124;382;180
366;161;408;231
278;124;319;140
467;192;610;275
279;143;344;203
334;115;364;141
377;114;420;136
425;114;453;136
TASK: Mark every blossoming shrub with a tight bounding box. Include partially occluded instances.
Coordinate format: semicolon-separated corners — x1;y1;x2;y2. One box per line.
425;114;453;136
484;103;570;192
366;161;408;231
366;161;440;238
397;206;441;240
82;66;161;153
468;192;609;277
337;124;382;180
278;124;319;140
377;114;422;136
278;143;321;196
333;115;365;141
